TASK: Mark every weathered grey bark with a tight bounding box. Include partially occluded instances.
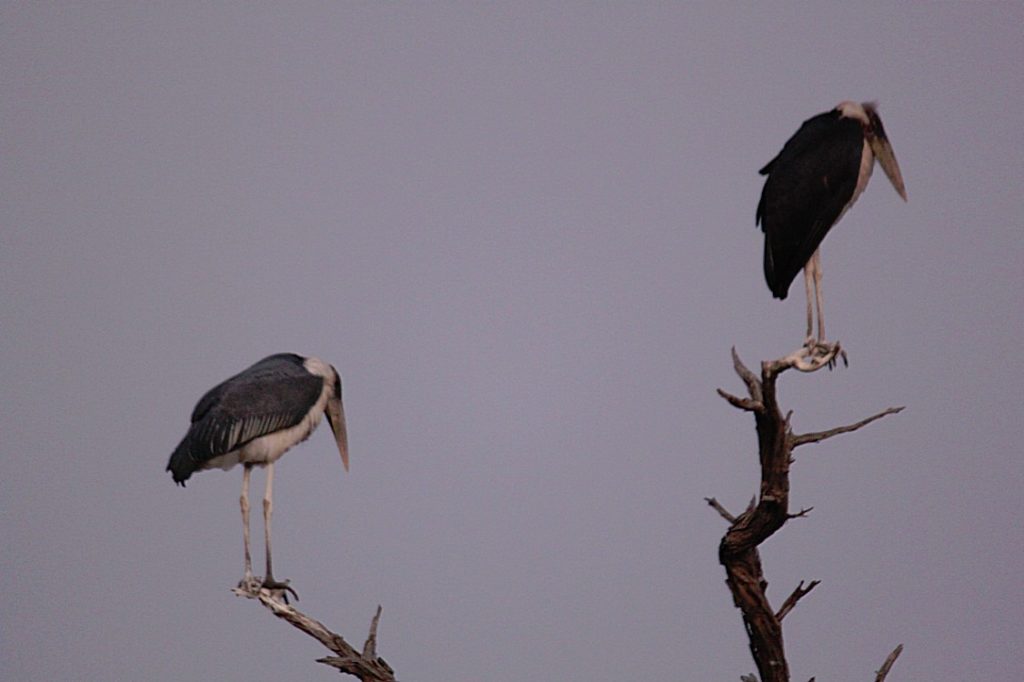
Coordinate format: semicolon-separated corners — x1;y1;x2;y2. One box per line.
233;584;397;680
712;347;904;681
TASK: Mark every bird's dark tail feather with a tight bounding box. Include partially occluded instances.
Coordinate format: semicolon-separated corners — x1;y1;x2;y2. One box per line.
764;245;793;300
167;438;196;486
771;280;790;300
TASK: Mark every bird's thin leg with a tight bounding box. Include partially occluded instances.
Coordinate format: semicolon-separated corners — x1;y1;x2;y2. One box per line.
803;263;815;347
261;463;297;601
238;465;258;590
813;249;826;343
810;250;847;369
787;250;844;372
263;463;275;581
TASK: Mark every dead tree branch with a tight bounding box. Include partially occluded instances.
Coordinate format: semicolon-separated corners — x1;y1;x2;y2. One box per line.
875;644;904;682
233;584;397;680
791;407;905;448
713;347;902;681
706;497;738;523
775;580;820;622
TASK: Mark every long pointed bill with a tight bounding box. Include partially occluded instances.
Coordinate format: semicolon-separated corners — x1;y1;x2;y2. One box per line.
871;137;907;202
324;395;349;472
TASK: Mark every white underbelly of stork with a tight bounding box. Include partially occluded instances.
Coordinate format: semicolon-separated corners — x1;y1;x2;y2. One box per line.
836;139;876;225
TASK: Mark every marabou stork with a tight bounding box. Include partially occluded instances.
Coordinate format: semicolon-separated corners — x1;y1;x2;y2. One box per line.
167;353;348;598
757;101;907;365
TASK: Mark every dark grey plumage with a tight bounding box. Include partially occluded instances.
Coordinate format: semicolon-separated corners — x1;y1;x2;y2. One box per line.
167;353;323;485
757;110;865;299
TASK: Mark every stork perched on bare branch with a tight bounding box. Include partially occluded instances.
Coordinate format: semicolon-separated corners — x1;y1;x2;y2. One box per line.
757;101;907;369
167;353;349;599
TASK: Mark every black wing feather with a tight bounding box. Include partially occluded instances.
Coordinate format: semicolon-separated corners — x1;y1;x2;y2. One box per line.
167;355;321;484
757;112;864;299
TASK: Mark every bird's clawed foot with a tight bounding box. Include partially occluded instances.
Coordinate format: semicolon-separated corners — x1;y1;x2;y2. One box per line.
261;576;299;603
824;342;849;371
788;339;848;372
236;573;299;603
237;572;262;595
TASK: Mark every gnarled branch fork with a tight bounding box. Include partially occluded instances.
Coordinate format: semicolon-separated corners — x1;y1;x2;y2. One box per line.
233;583;397;681
714;347;903;681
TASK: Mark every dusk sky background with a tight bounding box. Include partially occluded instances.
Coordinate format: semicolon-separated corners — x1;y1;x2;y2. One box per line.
3;3;1022;680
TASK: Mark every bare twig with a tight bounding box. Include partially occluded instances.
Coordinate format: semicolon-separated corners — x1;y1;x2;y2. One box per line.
775;580;820;622
790;407;905;448
706;497;737;523
875;644;904;682
787;506;814;519
731;346;763;402
364;605;383;659
232;585;396;681
718;388;763;412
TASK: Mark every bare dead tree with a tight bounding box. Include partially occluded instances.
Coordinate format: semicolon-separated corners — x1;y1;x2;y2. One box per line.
233;583;397;680
711;347;904;681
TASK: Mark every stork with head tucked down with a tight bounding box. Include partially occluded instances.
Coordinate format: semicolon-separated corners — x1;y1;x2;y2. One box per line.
167;353;349;599
757;101;907;368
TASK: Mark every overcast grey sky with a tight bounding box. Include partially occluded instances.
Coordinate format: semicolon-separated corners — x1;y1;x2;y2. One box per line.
3;3;1022;680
